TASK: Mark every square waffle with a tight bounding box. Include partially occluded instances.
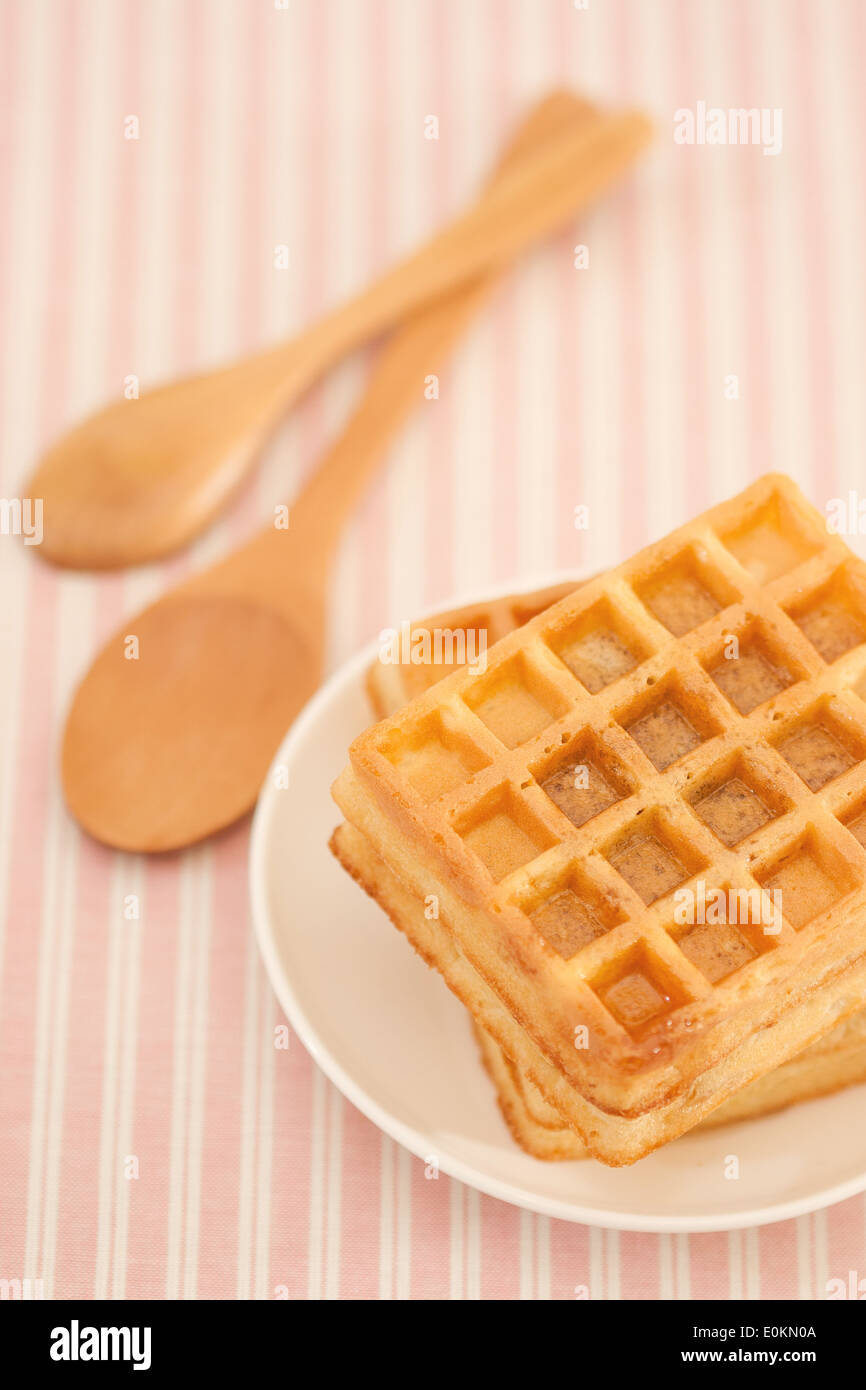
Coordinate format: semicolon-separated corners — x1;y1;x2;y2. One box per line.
333;475;866;1163
362;569;866;1160
473;1016;866;1161
331;819;866;1160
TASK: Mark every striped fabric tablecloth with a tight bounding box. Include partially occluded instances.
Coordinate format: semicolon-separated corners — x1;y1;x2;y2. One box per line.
2;0;865;1300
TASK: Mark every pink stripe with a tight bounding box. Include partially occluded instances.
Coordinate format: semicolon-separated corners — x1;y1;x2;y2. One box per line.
0;0;80;1289
120;0;206;1299
790;0;839;506
422;0;455;607
407;1160;451;1298
50;833;112;1300
672;0;711;519
265;0;329;1298
730;0;773;489
549;1216;591;1300
195;0;273;1299
613;12;649;560
354;0;392;644
196;828;250;1297
552;1;590;575
336;1105;382;1299
688;1232;732;1300
619;1231;665;1299
123;855;182;1297
483;0;519;588
479;1195;521;1298
0;0;19;495
757;1218;800;1298
824;1195;866;1298
0;568;56;1280
267;1032;315;1300
52;0;142;1300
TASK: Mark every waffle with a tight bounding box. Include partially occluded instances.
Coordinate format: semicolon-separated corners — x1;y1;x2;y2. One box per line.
331;819;866;1160
364;569;866;1159
334;474;866;1163
474;1021;866;1161
366;580;577;718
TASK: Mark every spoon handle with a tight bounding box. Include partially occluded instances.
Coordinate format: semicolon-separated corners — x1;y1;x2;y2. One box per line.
284;98;647;575
191;93;600;618
258;105;651;415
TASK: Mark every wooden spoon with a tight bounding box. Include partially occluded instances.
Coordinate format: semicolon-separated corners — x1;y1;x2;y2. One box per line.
62;93;650;851
30;102;650;570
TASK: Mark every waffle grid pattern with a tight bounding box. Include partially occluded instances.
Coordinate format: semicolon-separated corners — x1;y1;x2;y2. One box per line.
366;580;577;716
351;478;866;1068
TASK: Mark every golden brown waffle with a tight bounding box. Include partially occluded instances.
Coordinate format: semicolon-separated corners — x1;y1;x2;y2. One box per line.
331;819;866;1161
335;475;866;1163
366;580;577;719
473;1021;866;1161
362;564;866;1159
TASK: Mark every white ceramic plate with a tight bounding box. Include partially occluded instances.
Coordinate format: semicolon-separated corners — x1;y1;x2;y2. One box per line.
250;576;866;1232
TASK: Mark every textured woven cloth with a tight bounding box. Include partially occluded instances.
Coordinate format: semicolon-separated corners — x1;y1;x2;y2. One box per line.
1;0;865;1299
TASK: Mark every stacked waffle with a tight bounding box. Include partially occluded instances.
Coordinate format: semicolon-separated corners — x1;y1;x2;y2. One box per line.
332;475;866;1164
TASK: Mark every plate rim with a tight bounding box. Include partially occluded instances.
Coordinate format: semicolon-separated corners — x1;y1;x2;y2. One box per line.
249;572;866;1233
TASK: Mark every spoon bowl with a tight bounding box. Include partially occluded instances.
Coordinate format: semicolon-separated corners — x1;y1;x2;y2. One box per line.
59;94;651;852
62;593;314;850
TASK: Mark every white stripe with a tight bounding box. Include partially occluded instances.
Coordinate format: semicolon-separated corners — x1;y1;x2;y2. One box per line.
450;0;495;596
0;550;27;992
192;0;244;373
135;0;185;383
744;1226;761;1302
659;1232;675;1300
255;0;310;516
379;1133;395;1300
111;858;145;1300
306;1066;328;1300
675;1232;690;1301
324;1083;343;1299
519;1207;534;1299
35;565;93;1291
728;1229;744;1301
182;848;213;1299
515;255;558;576
588;1222;604;1300
253;982;276;1300
236;914;260;1300
36;800;80;1296
632;0;684;539
108;0;184;1300
693;0;749;498
93;859;129;1298
795;1216;813;1300
511;0;559;580
0;0;59;999
465;1186;481;1300
394;1145;412;1301
50;0;134;1300
606;1228;621;1300
0;0;58;489
165;855;197;1297
812;1210;829;1306
383;0;429;623
63;0;119;416
807;0;866;497
450;1180;465;1299
536;1215;551;1301
566;10;625;573
752;0;810;488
